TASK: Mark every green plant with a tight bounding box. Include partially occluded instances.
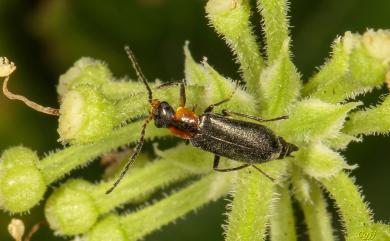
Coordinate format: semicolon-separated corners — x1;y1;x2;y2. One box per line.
1;0;390;240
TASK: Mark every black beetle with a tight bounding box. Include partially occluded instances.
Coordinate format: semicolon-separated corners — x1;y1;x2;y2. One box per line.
106;47;298;194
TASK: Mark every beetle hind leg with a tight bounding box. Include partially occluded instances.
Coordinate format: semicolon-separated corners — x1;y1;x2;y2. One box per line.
212;156;276;182
251;165;275;182
212;155;250;172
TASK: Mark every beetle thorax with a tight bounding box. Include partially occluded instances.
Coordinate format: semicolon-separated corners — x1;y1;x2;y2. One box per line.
167;107;200;139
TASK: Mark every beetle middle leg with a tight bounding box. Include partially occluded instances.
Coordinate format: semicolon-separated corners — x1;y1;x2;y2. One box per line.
204;89;236;113
203;83;239;113
222;109;288;122
213;155;250;172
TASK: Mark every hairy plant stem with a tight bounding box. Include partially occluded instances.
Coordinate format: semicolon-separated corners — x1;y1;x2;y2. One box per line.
269;185;297;241
225;160;288;241
86;173;234;241
294;176;334;241
320;172;372;241
38;121;168;184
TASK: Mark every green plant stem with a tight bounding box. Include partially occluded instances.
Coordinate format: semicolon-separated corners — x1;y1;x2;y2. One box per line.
86;173;233;241
296;178;334;241
44;158;197;235
320;171;373;240
270;185;297;241
225;160;287;241
38;121;168;184
99;160;193;213
258;42;301;117
206;0;264;94
256;0;300;117
257;0;290;62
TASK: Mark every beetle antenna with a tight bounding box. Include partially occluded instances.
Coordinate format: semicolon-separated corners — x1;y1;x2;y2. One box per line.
105;115;152;194
124;46;153;104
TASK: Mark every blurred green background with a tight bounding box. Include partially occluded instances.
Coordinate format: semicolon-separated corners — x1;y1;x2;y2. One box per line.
0;0;389;240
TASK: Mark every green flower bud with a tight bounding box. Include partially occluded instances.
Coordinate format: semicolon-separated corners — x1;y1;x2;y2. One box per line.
58;86;118;144
0;147;46;213
57;58;112;97
45;179;98;235
86;216;127;241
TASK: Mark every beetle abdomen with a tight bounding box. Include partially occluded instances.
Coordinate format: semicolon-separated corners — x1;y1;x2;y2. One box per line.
190;113;296;163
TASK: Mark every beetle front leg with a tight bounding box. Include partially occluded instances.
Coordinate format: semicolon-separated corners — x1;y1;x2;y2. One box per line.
212;155;250;172
155;80;187;107
179;81;186;107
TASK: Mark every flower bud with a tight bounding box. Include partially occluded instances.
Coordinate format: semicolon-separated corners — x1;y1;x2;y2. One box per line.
86;216;128;241
45;179;98;235
0;147;46;213
57;58;112;97
58;86;118;144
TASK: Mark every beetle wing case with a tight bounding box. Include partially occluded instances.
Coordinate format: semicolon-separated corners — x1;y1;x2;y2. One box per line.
190;113;286;163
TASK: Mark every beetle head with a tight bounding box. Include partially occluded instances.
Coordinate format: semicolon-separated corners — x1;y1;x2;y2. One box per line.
151;100;175;128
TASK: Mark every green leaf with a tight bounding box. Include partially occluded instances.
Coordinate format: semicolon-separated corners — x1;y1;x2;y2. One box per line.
258;39;301;117
184;42;210;87
278;99;360;144
303;30;390;103
343;94;390;136
324;133;361;150
184;44;257;114
294;142;356;178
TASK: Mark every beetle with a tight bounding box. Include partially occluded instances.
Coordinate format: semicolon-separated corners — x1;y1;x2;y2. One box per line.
106;46;298;194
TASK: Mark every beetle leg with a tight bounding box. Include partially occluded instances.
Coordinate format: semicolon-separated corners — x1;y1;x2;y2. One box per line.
251;165;275;182
204;84;240;113
204;92;236;113
191;104;197;112
155;80;187;107
221;109;288;122
179;81;186;107
213;155;250;172
204;98;230;113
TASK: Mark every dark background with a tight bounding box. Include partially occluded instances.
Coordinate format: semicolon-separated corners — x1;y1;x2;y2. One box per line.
0;0;389;240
